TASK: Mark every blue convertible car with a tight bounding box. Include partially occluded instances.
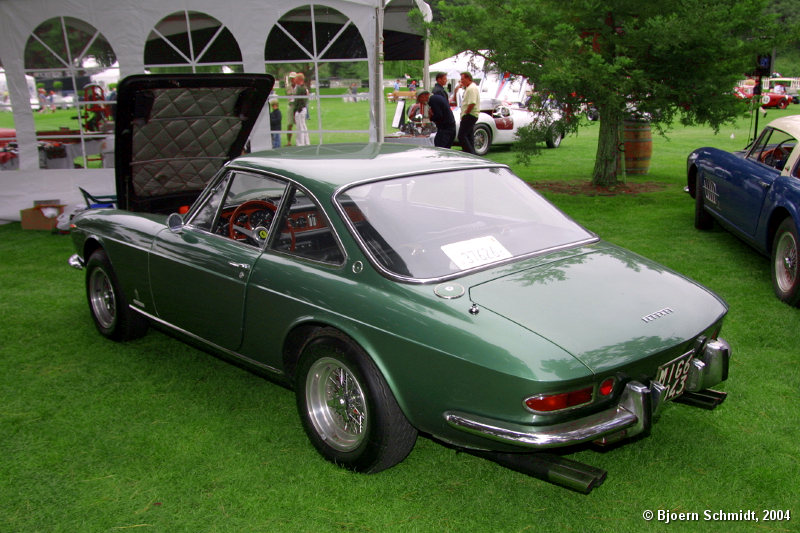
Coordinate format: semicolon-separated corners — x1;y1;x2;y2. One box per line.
688;115;800;305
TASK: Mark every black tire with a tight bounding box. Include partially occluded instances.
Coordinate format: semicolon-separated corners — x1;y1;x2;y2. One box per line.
295;328;417;473
771;218;800;306
473;124;492;156
85;249;148;341
694;175;714;230
545;127;563;148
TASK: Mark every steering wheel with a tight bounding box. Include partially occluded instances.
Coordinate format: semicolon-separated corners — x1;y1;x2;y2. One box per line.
229;200;277;242
765;140;791;169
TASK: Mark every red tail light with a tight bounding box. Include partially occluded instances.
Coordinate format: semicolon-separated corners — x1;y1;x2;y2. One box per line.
525;386;593;413
599;377;615;396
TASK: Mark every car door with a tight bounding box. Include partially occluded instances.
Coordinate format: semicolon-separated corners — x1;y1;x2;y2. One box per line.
237;185;347;367
148;170;288;351
709;127;788;237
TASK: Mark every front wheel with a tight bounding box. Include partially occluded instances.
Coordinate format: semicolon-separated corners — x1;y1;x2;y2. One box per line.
85;249;148;341
771;218;800;306
295;328;417;473
694;175;714;230
472;124;491;156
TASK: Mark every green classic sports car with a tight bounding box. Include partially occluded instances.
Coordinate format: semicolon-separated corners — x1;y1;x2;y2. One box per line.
69;75;730;491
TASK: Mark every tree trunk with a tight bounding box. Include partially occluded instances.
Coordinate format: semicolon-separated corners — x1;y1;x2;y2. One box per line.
592;109;625;187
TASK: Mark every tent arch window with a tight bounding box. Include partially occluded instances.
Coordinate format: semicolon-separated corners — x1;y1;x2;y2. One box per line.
23;16;117;170
144;11;243;73
265;5;370;144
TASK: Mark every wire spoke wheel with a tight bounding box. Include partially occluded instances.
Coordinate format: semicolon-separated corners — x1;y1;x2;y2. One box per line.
774;230;798;293
88;266;117;329
305;356;368;452
771;218;800;306
473;125;490;156
295;328;417;472
84;249;148;341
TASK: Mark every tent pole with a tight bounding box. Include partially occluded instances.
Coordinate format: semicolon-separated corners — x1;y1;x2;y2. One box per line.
375;1;386;143
423;28;430;90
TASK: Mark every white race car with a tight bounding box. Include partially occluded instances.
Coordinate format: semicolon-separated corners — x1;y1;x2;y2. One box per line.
454;99;564;156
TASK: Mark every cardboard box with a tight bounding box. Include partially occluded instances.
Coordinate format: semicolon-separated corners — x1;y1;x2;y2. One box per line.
20;204;65;230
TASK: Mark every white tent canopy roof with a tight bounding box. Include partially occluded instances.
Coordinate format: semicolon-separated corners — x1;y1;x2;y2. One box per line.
429;50;490;78
0;0;430;222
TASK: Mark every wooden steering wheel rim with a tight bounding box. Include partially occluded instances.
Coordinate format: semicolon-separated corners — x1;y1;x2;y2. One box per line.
228;200;277;240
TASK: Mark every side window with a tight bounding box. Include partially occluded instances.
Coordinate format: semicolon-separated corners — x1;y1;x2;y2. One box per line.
189;171;288;247
270;188;345;264
191;173;231;231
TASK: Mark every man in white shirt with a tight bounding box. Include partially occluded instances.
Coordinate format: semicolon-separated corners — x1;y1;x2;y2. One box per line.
457;72;479;154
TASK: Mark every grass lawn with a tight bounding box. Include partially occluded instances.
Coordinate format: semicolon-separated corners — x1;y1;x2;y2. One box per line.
1;103;799;532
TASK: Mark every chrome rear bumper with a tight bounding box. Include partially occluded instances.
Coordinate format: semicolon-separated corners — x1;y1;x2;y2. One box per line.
445;337;730;449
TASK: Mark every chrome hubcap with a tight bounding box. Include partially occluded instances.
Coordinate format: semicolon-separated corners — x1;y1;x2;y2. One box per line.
305;357;367;452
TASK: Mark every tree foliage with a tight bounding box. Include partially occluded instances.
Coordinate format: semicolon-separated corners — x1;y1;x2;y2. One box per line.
430;0;785;185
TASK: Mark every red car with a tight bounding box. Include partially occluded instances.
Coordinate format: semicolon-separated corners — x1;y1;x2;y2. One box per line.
734;82;792;109
761;91;792;109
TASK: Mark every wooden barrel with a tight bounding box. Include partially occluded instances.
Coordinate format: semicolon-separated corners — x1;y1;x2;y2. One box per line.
623;120;652;175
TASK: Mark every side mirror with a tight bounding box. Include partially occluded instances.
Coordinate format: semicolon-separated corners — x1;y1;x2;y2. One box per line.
167;212;184;233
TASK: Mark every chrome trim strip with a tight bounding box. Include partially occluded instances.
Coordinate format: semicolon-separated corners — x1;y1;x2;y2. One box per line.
445;406;637;449
132;307;284;377
332;163;511;196
444;381;651;449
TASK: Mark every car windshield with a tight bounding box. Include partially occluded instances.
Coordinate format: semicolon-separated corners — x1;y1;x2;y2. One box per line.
337;167;596;279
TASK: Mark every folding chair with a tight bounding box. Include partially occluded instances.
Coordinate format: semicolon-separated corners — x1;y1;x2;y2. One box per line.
79;187;117;208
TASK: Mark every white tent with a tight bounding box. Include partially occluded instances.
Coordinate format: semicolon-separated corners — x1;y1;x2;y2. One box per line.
429;50;489;79
428;51;532;108
0;69;39;111
89;63;120;90
0;0;431;222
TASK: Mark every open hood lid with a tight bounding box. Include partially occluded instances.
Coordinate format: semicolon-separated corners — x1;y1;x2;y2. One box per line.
115;73;275;213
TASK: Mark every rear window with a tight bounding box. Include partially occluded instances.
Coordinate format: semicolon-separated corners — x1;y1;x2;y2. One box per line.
336;167;595;279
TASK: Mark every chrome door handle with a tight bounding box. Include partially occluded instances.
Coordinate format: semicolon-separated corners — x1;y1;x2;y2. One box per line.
228;262;250;270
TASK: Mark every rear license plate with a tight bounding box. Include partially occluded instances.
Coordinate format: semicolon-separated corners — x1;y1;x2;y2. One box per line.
655;351;695;401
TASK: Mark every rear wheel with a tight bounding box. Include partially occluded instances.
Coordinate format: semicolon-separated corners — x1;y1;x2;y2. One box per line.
295;328;417;473
473;124;491;156
694;176;714;230
771;218;800;306
545;127;563;148
85;249;148;341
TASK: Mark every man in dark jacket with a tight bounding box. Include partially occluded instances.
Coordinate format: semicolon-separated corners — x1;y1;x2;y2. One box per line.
432;72;448;99
429;90;456;148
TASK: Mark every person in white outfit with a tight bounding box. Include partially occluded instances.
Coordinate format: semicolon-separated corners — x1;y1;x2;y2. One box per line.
291;73;310;146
